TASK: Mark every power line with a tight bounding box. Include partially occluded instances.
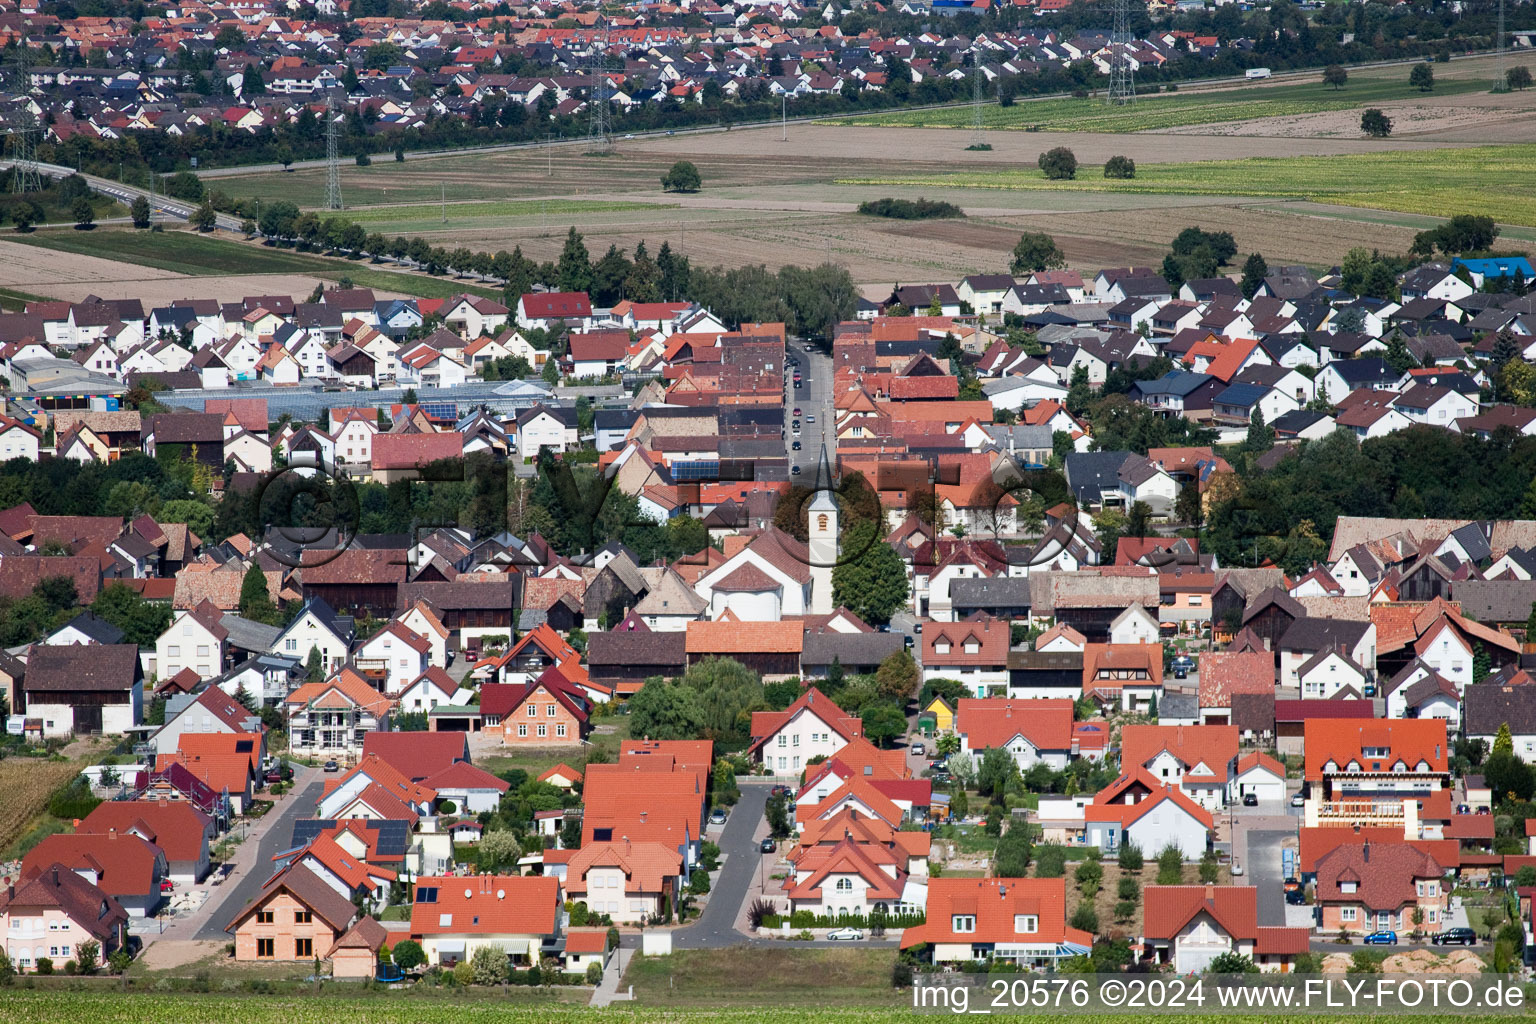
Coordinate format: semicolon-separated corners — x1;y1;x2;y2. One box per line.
970;44;986;150
1106;0;1135;106
324;95;343;211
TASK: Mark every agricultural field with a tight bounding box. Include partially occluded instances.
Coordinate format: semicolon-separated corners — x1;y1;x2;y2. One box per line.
843;143;1536;229
831;74;1495;133
3;230;500;303
623;948;903;1008
0;755;88;859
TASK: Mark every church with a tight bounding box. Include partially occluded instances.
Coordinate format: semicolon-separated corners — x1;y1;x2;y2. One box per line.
692;448;841;621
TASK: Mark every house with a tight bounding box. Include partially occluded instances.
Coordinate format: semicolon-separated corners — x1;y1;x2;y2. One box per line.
1303;718;1450;825
1083;776;1214;861
1119;724;1238;810
443;295;511;338
422;761;510;815
581;762;707;869
370;432;465;485
284;668;394;760
517;292;592;331
326;916;390;980
149;685;265;761
1297;647;1370;700
562;841;683;923
1142;885;1310;973
515;404;579;459
271;597;355;676
226;863;360;962
155;601;230;681
781;831;926;919
396;666;461;714
23;644;143;738
899;877;1091;968
955;698;1077;771
21;832;167;918
1277;617;1375;688
408;874;563;967
0;864;129;971
920;616;1010;697
315;754;434;823
353;621;432;695
480;666;591;746
360;731;470;783
749;687;863;773
1463;682;1536;761
1383;659;1461;727
1081;643;1163;714
1313;841;1450;937
1232;752;1287;804
157;732;259;814
77;799;213;884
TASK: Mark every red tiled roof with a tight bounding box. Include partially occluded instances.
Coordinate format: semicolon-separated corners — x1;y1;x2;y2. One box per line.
77;799;211;866
955;698;1075;754
1120;724;1238;784
749;686;860;753
901;877;1091;949
685;619;802;654
1303;718;1449;781
1143;884;1258;941
1314;841;1448;911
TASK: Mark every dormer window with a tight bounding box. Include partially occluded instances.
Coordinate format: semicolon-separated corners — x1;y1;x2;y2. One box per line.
953;915;976;933
1341;881;1358;894
964;640;980;655
936;641;951;655
1015;914;1038;934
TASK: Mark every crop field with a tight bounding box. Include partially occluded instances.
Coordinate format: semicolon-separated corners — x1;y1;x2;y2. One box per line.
334;198;671;234
623;948;902;1008
6;231;500;302
3;991;1533;1024
832;75;1493;133
843;143;1536;228
0;757;85;858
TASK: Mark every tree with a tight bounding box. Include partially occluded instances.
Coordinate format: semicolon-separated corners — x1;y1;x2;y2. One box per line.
766;792;792;837
1410;63;1434;92
1010;232;1065;274
239;563;279;623
1117;840;1143;872
1208;952;1258;974
1068;903;1098;934
1103;155;1135;179
1037;146;1078;180
1244;407;1274;453
1509;66;1534;91
1156;844;1184;885
72;197;95;230
1526;601;1536;642
832;537;910;626
1322;64;1348;90
557;227;593;293
682;657;763;739
390;939;426;972
861;702;908;748
274;143;294;171
74;938;99;975
305;646;324;682
470;945;508;985
875;649;920;703
628;678;706;740
164;170;205;201
1360;108;1392;137
1240;252;1268;299
130;195;151;229
1495;722;1514;756
189;200;217;232
994;826;1034;877
661;160;703;192
978;747;1019;798
1125;500;1153;539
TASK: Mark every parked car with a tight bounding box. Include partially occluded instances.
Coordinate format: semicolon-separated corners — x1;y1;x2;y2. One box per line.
264;767;291;784
709;807;728;825
1432;927;1477;945
1174;667;1188;679
1230;861;1244;876
1242;792;1258;806
771;785;790;798
827;927;865;941
323;760;339;772
760;838;776;853
791;465;801;475
1363;931;1398;945
806;414;816;423
1290;793;1305;807
160;879;175;893
793;408;801;416
1285;889;1307;905
912;742;925;757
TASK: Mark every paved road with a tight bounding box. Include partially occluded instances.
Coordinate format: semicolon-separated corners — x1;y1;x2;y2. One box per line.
1246;828;1293;928
674;781;770;949
786;338;834;479
0;158;244;232
193;771;324;939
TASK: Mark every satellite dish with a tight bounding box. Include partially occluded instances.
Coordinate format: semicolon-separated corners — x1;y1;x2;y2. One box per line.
497;889;505;900
464;888;473;899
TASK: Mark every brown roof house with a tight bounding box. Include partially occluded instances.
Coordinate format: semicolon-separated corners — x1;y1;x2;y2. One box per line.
23;644;143;739
226;863;362;962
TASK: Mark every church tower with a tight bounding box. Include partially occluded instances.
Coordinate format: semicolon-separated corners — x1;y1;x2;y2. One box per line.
808;444;839;615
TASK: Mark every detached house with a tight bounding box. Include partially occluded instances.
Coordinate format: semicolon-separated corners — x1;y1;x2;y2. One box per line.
1313;841;1450;937
0;865;130;971
955;698;1078;771
900;877;1091;968
749;687;863;774
1142;885;1310;973
1119;724;1238;811
408;874;563;968
284;668;394;760
920;616;1009;697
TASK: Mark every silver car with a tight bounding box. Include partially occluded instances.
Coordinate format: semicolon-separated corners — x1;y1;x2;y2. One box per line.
827;927;865;941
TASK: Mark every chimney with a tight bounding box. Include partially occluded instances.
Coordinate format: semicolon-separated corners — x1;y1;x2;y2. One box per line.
1363;840;1370;863
1204;882;1215;902
52;867;59;887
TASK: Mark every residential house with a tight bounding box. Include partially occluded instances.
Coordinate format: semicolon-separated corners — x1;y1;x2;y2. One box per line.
1119;724;1239;811
1142;885;1310;973
955;698;1078;771
899;877;1091;968
284;668;394;760
226;863;360;962
0;864;129;971
408;874;563;967
1313;841;1450;937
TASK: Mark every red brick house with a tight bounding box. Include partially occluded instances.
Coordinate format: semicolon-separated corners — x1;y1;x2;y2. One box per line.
1313;840;1451;937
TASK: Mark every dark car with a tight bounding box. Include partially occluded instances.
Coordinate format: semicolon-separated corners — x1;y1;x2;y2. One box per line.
792;441;801;451
760;838;776;853
1432;927;1477;945
323;760;339;772
1242;792;1258;806
1174;667;1188;679
791;465;801;475
1285;889;1307;905
263;766;292;784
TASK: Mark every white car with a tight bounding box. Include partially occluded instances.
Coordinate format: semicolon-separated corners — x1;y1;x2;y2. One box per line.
624;133;635;139
827;927;865;941
1230;861;1244;876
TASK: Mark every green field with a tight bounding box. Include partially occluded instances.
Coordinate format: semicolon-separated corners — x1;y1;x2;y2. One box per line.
831;75;1494;132
10;230;500;300
841;143;1536;227
623;947;902;1008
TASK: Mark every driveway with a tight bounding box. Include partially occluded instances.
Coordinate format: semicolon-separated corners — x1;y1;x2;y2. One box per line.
1245;828;1294;927
192;769;324;939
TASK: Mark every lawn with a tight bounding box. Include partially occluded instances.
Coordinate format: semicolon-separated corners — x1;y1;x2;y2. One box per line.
8;229;502;300
622;947;904;1008
0;286;50;311
832;75;1491;133
840;143;1536;228
476;719;631;779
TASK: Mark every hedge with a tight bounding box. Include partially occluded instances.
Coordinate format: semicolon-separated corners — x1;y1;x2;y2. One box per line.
761;910;926;930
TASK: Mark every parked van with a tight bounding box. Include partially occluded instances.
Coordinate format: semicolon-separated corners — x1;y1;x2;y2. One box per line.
1246;68;1272;79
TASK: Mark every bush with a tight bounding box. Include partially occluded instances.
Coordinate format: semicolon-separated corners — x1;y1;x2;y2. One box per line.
688;870;711;895
1038;147;1078;180
1103;155;1136;179
355;153;372;166
1068;903;1099;934
1114;900;1136;921
35;958;53;975
470;945;507;985
1157;846;1184;885
586;961;604;984
1117;875;1138;901
390;939;425;971
606;926;621;951
856;197;965;220
1118;842;1143;872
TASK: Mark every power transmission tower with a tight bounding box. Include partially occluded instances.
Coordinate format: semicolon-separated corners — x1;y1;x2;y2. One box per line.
1496;0;1507;90
1106;0;1135;106
323;97;343;210
5;45;43;194
586;16;613;154
970;45;986;149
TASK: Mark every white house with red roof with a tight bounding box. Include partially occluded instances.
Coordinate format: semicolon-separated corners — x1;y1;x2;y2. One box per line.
353;620;432;695
782;834;926;918
516;291;593;331
408;874;563;967
1083;770;1214;860
1119;724;1239;811
900;877;1091;967
694;526;815;620
395;666;461;714
921;615;1010;697
954;697;1078;771
562;840;683;923
422;760;510;815
1233;752;1287;803
748;686;862;774
1142;884;1310;973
